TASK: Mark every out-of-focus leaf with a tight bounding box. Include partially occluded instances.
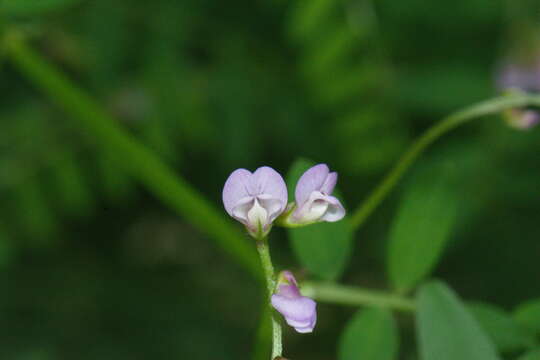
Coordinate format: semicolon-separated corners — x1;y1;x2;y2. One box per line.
286;158;353;280
518;349;540;360
514;299;540;335
97;149;133;201
49;151;93;217
0;223;14;267
468;301;534;352
417;281;501;360
12;177;58;243
0;0;82;15
387;161;459;293
339;307;399;360
287;0;337;41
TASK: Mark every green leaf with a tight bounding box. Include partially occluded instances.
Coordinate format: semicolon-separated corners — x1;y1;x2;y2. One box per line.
518;349;540;360
514;299;540;335
387;162;459;293
417;281;501;360
286;158;353;280
339;307;399;360
468;301;534;352
0;0;82;15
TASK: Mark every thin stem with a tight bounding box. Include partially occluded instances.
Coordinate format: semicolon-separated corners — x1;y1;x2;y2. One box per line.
349;93;540;230
256;238;283;359
302;281;416;312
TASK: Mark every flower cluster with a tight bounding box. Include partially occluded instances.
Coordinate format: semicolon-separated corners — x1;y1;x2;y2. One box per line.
222;163;345;238
222;163;345;334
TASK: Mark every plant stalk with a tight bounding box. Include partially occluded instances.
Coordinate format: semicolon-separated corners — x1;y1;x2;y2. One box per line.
256;238;283;359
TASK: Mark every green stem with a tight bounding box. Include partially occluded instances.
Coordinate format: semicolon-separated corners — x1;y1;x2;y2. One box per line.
302;281;416;312
256;238;283;359
2;30;261;279
349;93;540;230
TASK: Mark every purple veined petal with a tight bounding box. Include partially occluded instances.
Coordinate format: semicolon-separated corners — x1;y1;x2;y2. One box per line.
320;172;337;195
294;164;330;206
276;283;301;298
223;168;252;216
320;195;346;222
249;166;288;205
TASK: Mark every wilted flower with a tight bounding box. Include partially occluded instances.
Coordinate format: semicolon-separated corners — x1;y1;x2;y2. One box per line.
222;166;287;238
271;271;317;333
291;164;345;224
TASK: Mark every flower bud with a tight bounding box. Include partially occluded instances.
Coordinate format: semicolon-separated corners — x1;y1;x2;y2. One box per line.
271;271;317;333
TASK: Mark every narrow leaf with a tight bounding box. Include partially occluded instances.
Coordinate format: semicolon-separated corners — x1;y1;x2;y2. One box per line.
387;162;458;293
339;307;399;360
417;281;501;360
468;301;534;352
286;158;353;280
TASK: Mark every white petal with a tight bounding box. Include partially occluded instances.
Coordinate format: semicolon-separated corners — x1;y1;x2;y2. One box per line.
247;198;269;231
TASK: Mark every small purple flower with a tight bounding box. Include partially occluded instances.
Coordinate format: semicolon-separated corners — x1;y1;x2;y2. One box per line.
271;271;317;333
504;108;540;130
496;60;540;93
292;164;345;224
223;166;287;238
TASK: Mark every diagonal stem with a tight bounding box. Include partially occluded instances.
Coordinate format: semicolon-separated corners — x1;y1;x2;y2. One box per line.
349;93;540;230
2;30;262;279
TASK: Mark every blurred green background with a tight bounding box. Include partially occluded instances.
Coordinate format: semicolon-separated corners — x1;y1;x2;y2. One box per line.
1;0;539;359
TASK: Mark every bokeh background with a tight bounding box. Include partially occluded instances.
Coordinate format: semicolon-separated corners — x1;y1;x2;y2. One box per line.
1;0;540;359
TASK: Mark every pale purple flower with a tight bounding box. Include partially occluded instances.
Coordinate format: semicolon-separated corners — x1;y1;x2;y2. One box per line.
222;166;287;238
505;109;540;130
496;60;540;92
292;164;345;223
271;271;317;333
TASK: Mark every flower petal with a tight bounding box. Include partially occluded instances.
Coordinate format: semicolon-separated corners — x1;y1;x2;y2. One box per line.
320;195;346;222
222;169;252;216
246;198;269;231
258;194;287;223
249;166;288;205
293;192;345;223
320;172;337;195
271;295;317;333
294;164;329;206
231;196;255;224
